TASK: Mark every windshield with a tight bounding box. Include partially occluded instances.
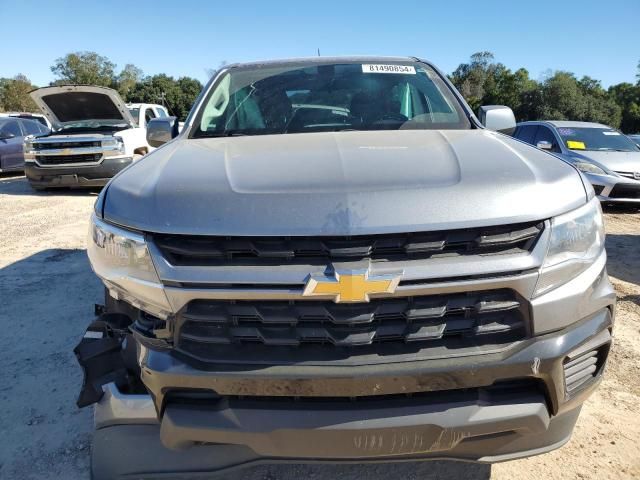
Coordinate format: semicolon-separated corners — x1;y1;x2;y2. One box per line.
557;127;640;152
192;61;470;138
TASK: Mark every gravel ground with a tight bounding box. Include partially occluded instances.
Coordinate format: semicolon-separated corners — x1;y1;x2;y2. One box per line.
1;173;639;480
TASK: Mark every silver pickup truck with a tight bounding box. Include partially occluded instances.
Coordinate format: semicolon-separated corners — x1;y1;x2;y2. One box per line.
74;57;615;479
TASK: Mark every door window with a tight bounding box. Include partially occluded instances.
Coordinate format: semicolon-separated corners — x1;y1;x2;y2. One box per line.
514;125;538;145
144;108;157;125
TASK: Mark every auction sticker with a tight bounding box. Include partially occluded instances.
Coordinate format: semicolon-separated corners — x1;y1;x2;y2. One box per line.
362;64;416;74
567;140;586;150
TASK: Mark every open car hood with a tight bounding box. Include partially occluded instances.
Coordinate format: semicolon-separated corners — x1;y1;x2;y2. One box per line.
30;85;136;129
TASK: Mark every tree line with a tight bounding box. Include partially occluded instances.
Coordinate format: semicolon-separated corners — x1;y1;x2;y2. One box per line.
0;51;203;121
450;52;640;133
1;50;640;131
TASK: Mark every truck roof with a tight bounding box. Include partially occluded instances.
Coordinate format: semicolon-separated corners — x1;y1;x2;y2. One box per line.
226;56;421;70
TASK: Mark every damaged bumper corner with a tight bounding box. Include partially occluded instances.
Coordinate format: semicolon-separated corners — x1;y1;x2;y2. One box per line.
73;309;141;408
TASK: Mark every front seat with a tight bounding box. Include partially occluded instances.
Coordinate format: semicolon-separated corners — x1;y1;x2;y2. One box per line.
256;88;293;131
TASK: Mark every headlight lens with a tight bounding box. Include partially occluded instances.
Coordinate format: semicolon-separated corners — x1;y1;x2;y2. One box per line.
102;136;126;156
90;214;158;283
534;198;605;296
88;214;172;318
23;137;36;160
574;161;606;176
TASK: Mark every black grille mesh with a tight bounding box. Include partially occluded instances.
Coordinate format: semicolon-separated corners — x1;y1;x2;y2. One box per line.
153;222;543;266
34;141;101;150
174;289;528;364
609;183;640;199
35;153;102;165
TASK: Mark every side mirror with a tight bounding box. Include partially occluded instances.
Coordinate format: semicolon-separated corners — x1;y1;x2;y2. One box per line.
478;106;516;134
536;140;554;151
0;132;16;140
147;117;179;147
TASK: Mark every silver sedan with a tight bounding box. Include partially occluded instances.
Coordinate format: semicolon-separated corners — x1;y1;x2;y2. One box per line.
512;120;640;204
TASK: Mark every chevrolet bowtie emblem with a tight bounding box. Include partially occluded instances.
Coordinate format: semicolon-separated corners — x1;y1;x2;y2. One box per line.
303;271;401;303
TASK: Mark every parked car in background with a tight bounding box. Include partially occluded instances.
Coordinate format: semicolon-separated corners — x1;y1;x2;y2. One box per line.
0;117;49;172
126;103;170;127
24;85;166;190
0;112;53;129
513;121;640;203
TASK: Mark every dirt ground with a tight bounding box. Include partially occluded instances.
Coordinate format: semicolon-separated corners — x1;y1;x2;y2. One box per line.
1;173;639;480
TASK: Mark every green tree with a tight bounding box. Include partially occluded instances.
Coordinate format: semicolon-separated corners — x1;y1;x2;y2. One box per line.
450;51;496;112
540;72;621;127
450;52;540;120
117;64;144;99
127;74;203;121
609;82;640;133
0;74;39;112
51;51;116;86
175;76;203;119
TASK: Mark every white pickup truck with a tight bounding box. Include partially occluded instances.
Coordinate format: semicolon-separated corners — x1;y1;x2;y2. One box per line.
126;103;170;128
24;85;173;189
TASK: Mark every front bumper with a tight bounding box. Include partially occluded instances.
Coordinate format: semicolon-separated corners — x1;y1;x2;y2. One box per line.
584;172;640;203
24;156;132;188
91;403;583;479
89;305;613;477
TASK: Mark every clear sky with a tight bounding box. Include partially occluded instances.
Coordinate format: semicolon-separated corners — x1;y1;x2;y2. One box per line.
2;0;638;88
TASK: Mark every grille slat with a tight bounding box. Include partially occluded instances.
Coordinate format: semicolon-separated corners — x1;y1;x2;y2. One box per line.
35;153;102;165
176;290;526;360
153;222;543;266
34;140;101;150
564;348;604;395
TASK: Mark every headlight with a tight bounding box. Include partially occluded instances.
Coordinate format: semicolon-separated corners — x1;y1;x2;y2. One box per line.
534;198;605;296
102;136;126;156
23;137;36;161
574;161;606;176
88;214;171;317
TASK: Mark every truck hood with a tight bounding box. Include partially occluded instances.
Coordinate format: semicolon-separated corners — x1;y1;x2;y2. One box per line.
573;150;640;173
30;85;135;130
103;130;587;236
